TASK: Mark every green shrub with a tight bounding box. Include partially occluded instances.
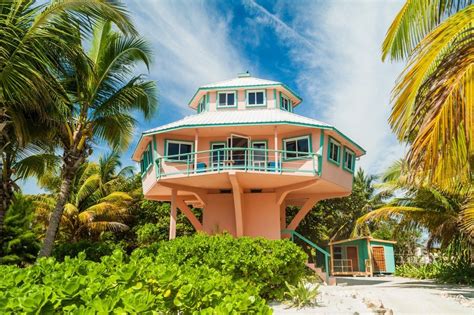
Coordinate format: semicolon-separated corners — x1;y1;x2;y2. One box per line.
0;250;271;314
52;240;123;262
136;223;165;245
142;233;308;300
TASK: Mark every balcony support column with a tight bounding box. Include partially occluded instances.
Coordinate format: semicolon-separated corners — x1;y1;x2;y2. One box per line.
194;129;198;173
286;195;319;231
176;198;203;232
229;172;244;237
169;188;177;240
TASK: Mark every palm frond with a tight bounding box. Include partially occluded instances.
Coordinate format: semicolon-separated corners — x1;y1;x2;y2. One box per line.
75;173;100;206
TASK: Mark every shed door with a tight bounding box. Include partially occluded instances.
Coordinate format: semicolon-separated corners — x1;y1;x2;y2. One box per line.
372;246;386;272
346;246;359;272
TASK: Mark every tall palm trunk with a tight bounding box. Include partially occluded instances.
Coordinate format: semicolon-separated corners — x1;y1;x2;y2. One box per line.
38;148;85;257
0;152;14;236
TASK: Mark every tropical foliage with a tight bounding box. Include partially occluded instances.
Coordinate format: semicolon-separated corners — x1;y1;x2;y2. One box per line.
356;160;473;246
382;0;473;188
0;234;309;313
35;152;134;242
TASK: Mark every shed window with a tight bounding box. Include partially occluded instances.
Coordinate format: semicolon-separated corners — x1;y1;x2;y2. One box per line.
218;92;236;107
166;141;193;161
334;246;342;260
283;136;310;159
343;148;355;172
328;138;341;164
247;90;265;106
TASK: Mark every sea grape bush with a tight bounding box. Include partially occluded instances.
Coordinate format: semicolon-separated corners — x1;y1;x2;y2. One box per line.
0;234;307;313
142;233;308;300
0;250;271;314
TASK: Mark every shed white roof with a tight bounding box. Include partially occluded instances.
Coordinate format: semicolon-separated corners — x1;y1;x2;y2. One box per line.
201;76;281;89
144;109;332;134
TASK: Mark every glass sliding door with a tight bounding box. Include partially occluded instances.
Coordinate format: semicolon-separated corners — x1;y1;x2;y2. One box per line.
228;134;250;168
252;141;267;170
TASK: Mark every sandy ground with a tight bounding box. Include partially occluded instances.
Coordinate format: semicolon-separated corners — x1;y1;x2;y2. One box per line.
271;276;474;314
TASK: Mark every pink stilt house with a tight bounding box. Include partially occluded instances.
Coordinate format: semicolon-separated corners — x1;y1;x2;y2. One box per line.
132;72;364;242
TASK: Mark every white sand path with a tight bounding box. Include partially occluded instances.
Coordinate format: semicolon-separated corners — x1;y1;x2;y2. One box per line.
272;276;473;314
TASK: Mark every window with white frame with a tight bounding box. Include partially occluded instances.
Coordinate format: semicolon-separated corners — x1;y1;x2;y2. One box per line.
283;136;310;159
197;96;206;113
140;143;153;173
343;148;355;172
166;140;193;161
218;92;236;107
328;138;341;164
281;95;292;111
247;90;265;106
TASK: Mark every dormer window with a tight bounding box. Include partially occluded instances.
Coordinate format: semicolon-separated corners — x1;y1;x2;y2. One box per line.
218;92;236;108
197;96;206;113
247;90;266;107
281;95;292;112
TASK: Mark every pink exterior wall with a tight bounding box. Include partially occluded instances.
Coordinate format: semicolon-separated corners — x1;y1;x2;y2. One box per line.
202;193;236;235
207;88;278;112
320;132;354;190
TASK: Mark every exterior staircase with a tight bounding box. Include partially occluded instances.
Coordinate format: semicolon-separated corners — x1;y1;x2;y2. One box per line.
306;263;337;285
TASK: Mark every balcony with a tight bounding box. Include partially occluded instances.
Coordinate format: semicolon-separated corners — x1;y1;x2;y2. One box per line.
154;147;321;179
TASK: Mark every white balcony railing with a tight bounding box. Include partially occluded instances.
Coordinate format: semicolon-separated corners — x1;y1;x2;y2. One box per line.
154;147;321;179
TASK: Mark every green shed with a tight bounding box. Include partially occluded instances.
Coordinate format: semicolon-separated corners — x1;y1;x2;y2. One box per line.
328;237;396;276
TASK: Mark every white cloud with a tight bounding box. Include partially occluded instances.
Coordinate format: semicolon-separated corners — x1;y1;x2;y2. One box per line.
128;0;247;115
246;0;406;175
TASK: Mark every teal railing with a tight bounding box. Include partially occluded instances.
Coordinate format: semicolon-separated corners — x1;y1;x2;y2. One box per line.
155;147;321;178
282;229;330;282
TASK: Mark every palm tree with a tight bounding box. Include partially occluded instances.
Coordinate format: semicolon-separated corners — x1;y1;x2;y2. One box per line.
36;152;134;242
356;160;473;247
382;1;473;188
38;20;157;257
0;0;135;236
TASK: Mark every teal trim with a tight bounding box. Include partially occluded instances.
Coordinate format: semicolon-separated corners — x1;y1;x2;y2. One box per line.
206;92;210;111
164;139;195;163
342;147;355;173
153;135;159;178
216;91;237;109
245;89;267;108
135;123;366;161
273;89;277;108
318;130;324;176
327;136;341;166
281;134;313;161
188;83;303;107
371;241;396;273
250;140;268;170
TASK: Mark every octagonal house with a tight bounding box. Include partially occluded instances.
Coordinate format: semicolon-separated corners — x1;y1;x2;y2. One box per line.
132;73;365;242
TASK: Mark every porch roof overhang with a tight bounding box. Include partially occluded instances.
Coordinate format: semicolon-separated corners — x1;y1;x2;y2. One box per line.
329;237;397;245
132;109;366;161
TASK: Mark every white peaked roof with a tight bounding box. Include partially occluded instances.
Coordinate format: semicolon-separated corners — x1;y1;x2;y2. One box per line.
201;76;281;89
143;109;332;134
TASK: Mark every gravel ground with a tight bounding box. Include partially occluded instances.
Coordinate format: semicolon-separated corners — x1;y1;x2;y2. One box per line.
272;276;474;314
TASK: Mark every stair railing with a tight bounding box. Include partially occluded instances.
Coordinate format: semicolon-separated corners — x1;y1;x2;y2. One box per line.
282;229;331;282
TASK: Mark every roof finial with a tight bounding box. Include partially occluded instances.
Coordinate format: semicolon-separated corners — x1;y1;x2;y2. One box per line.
238;71;251;78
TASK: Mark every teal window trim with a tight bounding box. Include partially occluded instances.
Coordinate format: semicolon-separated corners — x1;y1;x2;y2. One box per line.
153;135;159;178
164;139;195;163
280;93;292;112
217;91;237;109
246;89;267;108
273;89;277;108
318;130;324;176
209;141;227;168
197;95;207;113
140;142;153;176
343;147;356;173
327;136;341;166
282;134;313;161
250;140;268;169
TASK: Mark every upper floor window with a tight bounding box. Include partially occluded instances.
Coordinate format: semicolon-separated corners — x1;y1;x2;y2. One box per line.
218;92;236;108
328;137;341;165
197;96;206;113
140;143;153;174
283;135;311;159
281;95;292;112
343;148;355;172
166;140;193;161
247;90;265;107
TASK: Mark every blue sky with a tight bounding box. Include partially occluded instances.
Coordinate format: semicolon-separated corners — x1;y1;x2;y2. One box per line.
22;0;405;193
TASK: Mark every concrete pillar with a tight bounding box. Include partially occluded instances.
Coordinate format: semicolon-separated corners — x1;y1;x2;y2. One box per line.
169;188;177;240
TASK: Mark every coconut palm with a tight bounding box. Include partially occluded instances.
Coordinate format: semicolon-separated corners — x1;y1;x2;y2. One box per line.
38;20;157;257
382;1;473;188
356;160;473;247
36;152;134;242
0;0;135;236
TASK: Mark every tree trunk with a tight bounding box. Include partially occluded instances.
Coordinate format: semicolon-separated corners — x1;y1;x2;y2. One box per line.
0;156;14;236
38;151;83;258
